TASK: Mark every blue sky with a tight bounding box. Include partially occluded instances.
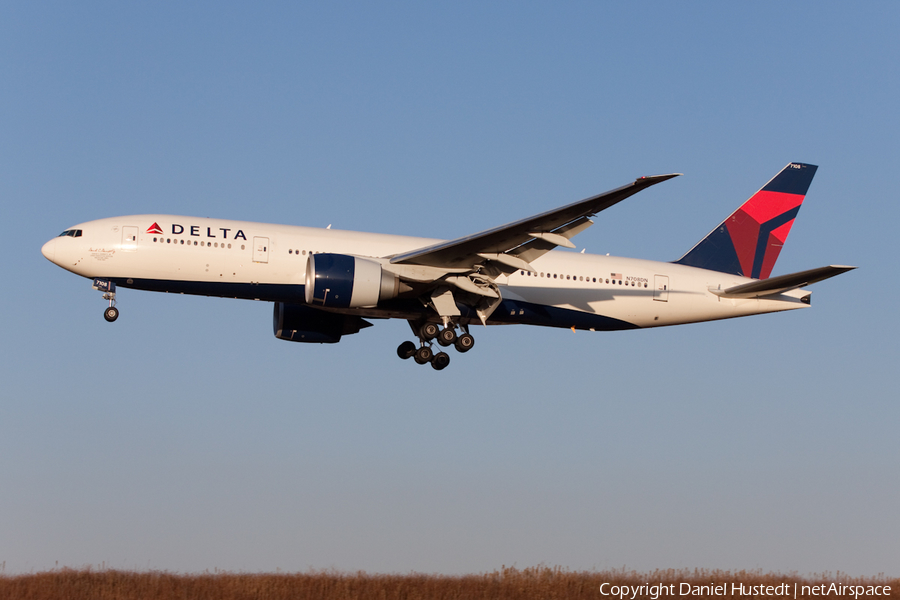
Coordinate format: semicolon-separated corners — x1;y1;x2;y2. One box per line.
1;2;898;575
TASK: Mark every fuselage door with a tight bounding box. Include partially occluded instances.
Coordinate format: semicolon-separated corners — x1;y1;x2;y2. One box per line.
654;274;669;302
122;226;138;251
253;237;269;263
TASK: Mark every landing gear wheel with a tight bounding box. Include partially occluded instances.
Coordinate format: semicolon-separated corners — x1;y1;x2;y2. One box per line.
103;306;119;322
397;341;417;360
420;323;439;341
414;346;434;365
454;333;474;353
437;327;457;347
431;352;450;370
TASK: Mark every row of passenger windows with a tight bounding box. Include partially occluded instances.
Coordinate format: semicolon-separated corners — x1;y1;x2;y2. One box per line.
145;238;644;290
152;237;245;250
519;270;648;287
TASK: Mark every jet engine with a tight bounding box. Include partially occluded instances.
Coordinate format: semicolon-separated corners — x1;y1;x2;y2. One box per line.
273;302;372;344
305;253;401;308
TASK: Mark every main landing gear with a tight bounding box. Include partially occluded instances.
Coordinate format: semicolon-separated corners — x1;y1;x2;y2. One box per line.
93;278;119;322
397;322;475;371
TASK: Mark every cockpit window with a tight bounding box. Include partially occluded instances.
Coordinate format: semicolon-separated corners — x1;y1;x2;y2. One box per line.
57;229;83;237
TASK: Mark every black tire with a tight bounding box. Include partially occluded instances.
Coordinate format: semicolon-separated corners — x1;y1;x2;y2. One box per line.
420;323;439;341
437;327;457;347
397;341;417;359
431;352;450;370
103;307;119;322
454;333;474;353
414;346;434;365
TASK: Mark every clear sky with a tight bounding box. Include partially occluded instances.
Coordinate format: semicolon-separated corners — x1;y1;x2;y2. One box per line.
1;1;898;576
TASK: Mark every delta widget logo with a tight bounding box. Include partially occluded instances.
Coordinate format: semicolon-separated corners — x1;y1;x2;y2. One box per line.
145;221;248;240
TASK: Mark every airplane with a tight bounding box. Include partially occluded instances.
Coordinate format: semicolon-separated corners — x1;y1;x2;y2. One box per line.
41;162;854;370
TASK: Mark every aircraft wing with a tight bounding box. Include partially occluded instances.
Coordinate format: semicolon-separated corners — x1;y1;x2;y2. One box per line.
389;173;681;270
711;265;857;299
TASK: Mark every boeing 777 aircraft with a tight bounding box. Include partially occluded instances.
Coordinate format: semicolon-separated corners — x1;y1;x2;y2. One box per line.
42;163;853;370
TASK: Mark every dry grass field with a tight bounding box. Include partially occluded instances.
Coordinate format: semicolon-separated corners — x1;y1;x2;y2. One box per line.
0;567;897;600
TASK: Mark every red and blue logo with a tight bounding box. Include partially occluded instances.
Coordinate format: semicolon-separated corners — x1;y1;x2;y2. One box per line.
675;163;817;279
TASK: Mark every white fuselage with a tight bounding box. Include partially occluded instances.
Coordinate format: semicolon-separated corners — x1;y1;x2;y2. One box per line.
41;214;809;331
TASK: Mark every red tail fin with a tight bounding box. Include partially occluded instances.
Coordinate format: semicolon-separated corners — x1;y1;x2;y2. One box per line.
674;163;817;279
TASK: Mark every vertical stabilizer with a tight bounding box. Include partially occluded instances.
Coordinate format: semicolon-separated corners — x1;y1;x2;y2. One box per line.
674;162;817;279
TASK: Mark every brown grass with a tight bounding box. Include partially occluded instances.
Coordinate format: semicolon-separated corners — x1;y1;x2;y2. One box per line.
0;567;897;600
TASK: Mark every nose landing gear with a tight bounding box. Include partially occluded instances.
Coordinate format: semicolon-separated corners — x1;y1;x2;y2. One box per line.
93;279;119;322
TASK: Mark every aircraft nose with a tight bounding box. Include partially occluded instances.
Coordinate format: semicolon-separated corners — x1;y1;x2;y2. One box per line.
41;238;56;262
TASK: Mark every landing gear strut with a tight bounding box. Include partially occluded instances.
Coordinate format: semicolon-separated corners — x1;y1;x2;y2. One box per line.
94;279;119;322
397;321;473;370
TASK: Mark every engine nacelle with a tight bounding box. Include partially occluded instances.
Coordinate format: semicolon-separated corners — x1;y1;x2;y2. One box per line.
305;253;400;308
273;302;372;344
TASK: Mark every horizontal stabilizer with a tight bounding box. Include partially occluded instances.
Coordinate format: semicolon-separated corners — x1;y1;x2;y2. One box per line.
711;265;856;299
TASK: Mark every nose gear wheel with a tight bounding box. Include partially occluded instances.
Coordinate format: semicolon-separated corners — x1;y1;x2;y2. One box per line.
93;279;119;322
